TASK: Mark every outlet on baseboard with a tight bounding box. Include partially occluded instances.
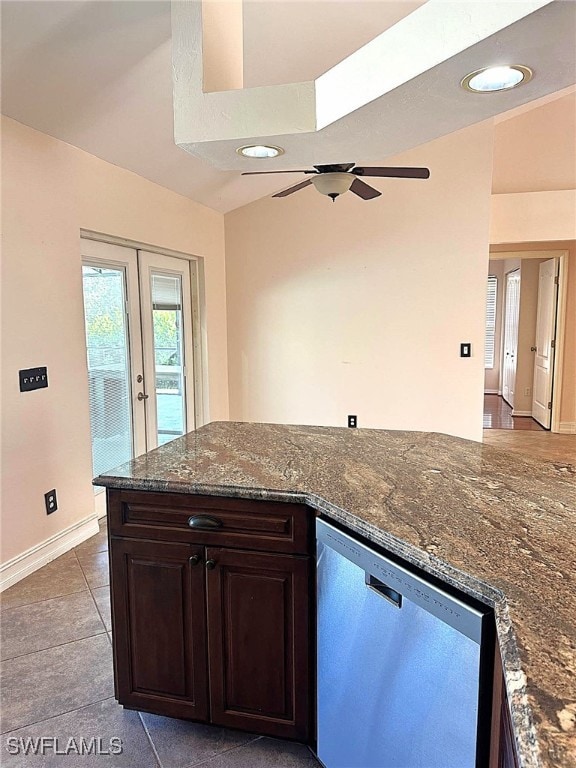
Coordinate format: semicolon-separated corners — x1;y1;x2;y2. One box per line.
45;489;58;515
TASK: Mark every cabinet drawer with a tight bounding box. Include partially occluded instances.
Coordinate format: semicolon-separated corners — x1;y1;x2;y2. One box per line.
108;490;312;555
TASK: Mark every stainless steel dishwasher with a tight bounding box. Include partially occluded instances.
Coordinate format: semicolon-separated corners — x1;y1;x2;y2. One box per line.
316;518;493;768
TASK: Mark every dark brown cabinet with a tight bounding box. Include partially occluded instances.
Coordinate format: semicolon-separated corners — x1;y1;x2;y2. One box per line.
108;490;313;742
205;547;310;740
110;538;208;721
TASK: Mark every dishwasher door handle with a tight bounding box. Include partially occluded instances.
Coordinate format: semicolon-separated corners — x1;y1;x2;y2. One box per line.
365;574;402;608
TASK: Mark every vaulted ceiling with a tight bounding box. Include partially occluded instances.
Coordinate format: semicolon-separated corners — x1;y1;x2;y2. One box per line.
2;1;575;212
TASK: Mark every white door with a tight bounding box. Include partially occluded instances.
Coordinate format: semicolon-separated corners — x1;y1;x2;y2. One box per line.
531;258;558;429
501;270;520;408
81;239;197;481
138;251;195;448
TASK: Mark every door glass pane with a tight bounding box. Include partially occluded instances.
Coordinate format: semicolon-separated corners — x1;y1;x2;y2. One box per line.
82;266;134;480
151;274;186;445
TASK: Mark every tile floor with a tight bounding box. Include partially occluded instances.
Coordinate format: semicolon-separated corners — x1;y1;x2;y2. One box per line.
0;522;320;767
483;428;576;465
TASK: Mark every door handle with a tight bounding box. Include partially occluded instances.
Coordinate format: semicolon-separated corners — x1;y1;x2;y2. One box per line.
365;574;402;608
137;392;149;401
187;515;222;530
531;346;537;352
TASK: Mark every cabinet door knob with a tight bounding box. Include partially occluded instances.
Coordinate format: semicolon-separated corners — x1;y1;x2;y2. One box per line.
189;554;201;566
205;559;217;570
187;515;222;530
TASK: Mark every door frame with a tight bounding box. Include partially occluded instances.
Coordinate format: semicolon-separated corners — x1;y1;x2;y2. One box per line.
81;230;208;429
489;248;569;434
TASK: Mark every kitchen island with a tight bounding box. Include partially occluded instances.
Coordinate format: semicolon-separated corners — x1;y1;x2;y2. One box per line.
96;421;576;768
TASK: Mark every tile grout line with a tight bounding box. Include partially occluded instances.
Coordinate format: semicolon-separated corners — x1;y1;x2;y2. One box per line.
0;630;110;665
183;736;264;768
0;586;90;613
137;712;167;768
74;547;111;593
0;694;115;737
82;552;111;632
72;548;111;633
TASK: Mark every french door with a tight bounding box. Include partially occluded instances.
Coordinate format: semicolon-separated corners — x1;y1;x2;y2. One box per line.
81;239;196;481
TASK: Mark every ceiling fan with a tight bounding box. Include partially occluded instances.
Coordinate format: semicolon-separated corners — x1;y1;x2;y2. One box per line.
242;163;430;201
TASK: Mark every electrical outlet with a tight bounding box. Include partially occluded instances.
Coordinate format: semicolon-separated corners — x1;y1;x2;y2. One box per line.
524;387;531;397
348;415;357;428
45;489;57;515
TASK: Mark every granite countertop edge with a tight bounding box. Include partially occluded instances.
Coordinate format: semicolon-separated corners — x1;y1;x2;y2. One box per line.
96;473;541;767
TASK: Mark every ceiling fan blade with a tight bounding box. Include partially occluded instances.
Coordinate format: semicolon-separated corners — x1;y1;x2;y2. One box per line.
353;166;430;179
272;178;314;197
242;170;311;176
350;178;381;200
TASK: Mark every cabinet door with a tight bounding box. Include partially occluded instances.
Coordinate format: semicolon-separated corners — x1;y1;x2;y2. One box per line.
205;548;311;741
110;538;208;720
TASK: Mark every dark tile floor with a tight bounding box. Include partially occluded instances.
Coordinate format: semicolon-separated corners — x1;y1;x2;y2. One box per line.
0;521;320;767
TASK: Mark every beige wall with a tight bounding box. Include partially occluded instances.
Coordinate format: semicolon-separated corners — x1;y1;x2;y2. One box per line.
491;190;576;244
484;260;504;393
1;116;228;565
225;123;494;441
492;93;576;195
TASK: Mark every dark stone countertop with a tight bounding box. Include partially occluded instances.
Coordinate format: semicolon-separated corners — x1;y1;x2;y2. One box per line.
95;421;576;768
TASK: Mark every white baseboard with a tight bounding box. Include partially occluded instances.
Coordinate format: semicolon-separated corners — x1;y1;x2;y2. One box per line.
558;422;576;434
484;389;499;395
94;490;107;520
511;410;532;417
0;515;99;593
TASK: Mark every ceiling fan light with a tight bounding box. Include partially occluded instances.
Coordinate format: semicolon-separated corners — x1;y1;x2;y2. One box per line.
312;172;354;198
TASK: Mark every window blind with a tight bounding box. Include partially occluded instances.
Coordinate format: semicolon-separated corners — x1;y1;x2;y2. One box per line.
82;265;133;482
485;275;498;369
152;274;182;310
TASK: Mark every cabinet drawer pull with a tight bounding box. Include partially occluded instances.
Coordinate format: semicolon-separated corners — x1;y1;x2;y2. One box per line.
187;515;223;530
189;554;201;566
205;559;217;570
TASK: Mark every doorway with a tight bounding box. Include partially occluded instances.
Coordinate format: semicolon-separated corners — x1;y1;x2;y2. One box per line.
81;238;200;481
483;249;569;434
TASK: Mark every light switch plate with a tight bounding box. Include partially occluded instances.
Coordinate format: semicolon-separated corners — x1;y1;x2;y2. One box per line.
20;367;48;392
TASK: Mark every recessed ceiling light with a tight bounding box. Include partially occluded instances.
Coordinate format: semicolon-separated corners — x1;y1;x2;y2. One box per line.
461;65;533;93
237;145;284;159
